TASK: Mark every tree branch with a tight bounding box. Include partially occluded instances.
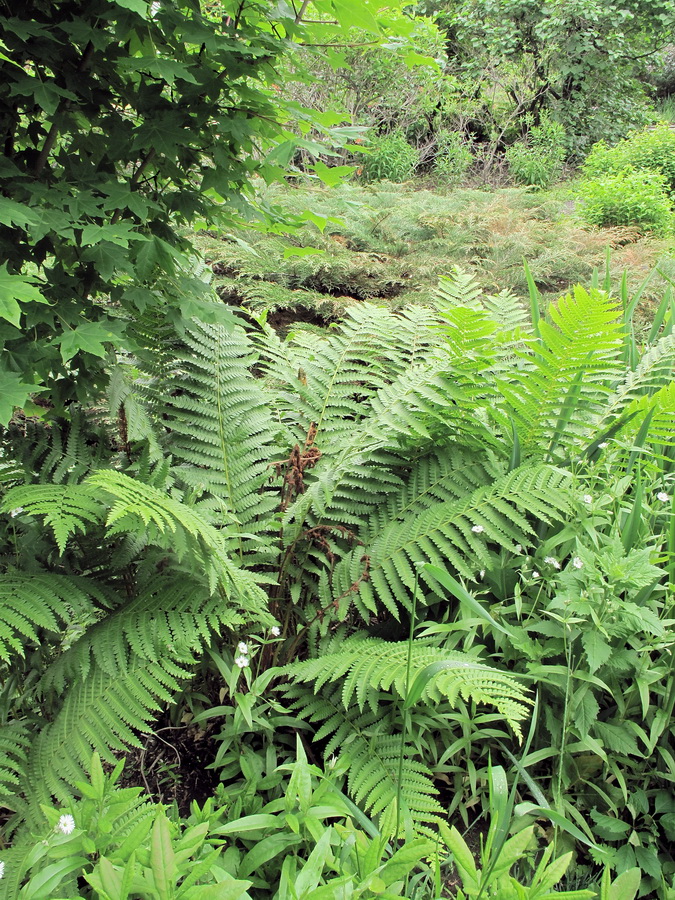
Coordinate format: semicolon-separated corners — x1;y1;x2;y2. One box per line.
33;41;95;177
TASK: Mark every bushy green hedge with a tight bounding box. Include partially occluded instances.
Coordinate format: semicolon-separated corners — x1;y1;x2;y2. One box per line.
583;124;675;193
506;117;566;189
577;167;674;233
433;129;473;184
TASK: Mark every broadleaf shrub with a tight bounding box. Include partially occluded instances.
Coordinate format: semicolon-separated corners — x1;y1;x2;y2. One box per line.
359;131;419;182
505;117;566;189
583;124;675;192
577;167;674;233
433;129;473;184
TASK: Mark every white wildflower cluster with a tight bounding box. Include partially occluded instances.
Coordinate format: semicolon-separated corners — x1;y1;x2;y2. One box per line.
532;571;540;579
235;642;249;668
583;494;592;504
471;524;484;534
544;556;561;570
657;491;669;503
572;557;583;569
270;625;281;637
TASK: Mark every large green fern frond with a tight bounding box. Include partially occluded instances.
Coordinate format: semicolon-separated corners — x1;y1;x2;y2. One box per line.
499;287;626;457
331;463;572;618
159;320;281;549
26;653;193;809
0;575;98;662
284;635;530;735
283;681;444;838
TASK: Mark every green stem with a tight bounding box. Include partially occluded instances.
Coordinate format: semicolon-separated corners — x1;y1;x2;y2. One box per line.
395;566;420;843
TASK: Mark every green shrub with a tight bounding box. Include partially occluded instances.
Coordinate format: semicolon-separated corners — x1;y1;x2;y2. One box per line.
505;117;566;188
433;129;473;184
583;124;675;193
359;131;419;182
578;167;674;233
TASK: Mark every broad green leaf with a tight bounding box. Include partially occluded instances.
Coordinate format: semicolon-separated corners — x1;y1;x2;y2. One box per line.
425;563;513;636
150;813;176;900
0;263;48;326
237;833;302;878
114;0;149;17
0;197;39;228
214;814;280;834
21;857;90;899
312;159;355;187
55;320;125;362
0;371;44;426
581;631;612;674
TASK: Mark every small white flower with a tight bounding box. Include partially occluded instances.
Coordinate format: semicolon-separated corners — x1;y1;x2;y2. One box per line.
544;556;561;570
657;491;669;503
478;569;485;580
237;641;248;654
327;755;337;769
471;525;484;534
532;570;540;579
572;557;583;569
235;655;249;669
598;442;608;450
583;494;592;504
0;860;4;880
270;626;281;637
57;814;75;835
9;507;23;517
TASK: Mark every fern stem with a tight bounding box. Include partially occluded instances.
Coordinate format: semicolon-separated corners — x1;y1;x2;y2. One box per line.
395;565;420;843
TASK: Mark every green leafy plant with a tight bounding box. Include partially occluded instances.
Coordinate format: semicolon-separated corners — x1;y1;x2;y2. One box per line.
433;129;473;184
359;132;420;182
506;117;566;189
583;125;675;193
577;167;674;233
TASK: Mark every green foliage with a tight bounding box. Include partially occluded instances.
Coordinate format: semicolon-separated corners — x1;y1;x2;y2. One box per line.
0;0;413;419
577;168;674;233
359;132;420;182
440;0;671;156
506;118;566;189
433;129;473;184
583;125;675;192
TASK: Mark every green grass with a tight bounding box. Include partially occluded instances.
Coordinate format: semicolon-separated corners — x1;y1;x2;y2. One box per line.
193;178;675;330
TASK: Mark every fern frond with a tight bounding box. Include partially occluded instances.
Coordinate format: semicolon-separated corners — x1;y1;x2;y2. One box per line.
160;321;280;545
0;721;31;801
1;484;104;554
596;333;675;436
499;287;626;456
0;575;98;662
332;464;572;617
284;635;530;735
283;681;444;838
27;654;192;806
39;579;244;691
435;267;483;310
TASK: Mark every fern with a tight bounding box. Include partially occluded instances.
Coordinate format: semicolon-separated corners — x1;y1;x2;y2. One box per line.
284;680;445;837
159;320;280;552
331;464;572;618
499;287;626;457
0;575;97;661
283;634;530;835
1;484;104;554
0;722;31;803
28;653;193;808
